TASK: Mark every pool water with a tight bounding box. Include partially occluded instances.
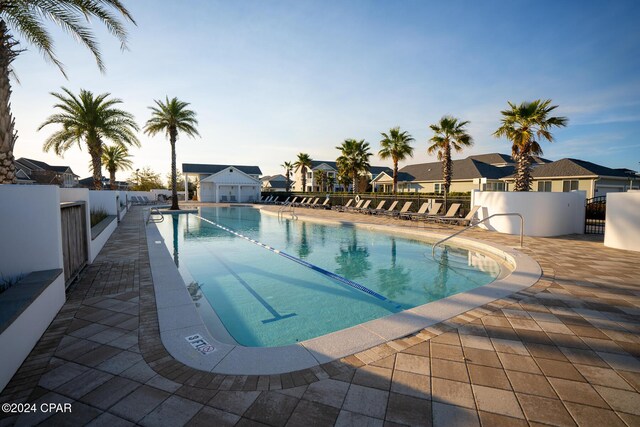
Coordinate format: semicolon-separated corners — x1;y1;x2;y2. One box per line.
156;206;501;347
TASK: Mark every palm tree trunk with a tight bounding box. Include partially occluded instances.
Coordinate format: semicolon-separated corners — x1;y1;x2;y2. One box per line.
0;21;17;184
170;127;179;210
514;145;532;191
110;168;117;190
393;161;398;194
301;167;307;193
89;139;103;190
352;171;357;194
443;143;452;211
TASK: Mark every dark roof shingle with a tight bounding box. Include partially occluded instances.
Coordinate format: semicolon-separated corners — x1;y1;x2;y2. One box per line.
505;158;631;179
182;163;262;175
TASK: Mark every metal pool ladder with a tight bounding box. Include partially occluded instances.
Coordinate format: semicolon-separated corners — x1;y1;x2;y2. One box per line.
146;207;165;224
278;201;297;220
431;213;524;259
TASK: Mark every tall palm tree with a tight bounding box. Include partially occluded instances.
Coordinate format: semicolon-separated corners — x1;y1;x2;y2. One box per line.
281;161;293;191
0;1;135;184
40;87;140;189
493;100;568;191
101;145;133;189
144;97;200;210
336;139;372;193
315;169;327;192
294;153;312;193
378;127;414;193
428;115;474;209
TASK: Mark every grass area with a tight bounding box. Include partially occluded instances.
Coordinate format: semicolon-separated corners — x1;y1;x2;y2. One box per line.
90;208;109;227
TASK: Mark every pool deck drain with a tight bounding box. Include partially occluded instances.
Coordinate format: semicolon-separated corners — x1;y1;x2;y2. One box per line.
1;204;639;426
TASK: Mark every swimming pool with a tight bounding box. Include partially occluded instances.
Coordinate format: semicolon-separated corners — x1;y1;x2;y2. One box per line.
155;206;502;347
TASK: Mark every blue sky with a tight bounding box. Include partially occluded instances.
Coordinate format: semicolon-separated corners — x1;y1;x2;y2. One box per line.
11;0;640;180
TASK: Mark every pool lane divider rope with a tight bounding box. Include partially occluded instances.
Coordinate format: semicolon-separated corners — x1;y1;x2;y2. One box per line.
193;215;401;308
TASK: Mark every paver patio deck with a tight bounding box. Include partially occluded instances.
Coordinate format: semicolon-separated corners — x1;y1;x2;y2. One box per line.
1;204;639;426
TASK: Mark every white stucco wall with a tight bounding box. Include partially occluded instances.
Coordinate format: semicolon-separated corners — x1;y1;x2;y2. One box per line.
604;192;640;252
0;271;65;391
89;190;120;215
0;185;64;279
471;190;586;237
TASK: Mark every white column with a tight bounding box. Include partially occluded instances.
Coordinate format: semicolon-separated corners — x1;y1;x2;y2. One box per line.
184;173;189;201
236;185;241;203
215;183;219;203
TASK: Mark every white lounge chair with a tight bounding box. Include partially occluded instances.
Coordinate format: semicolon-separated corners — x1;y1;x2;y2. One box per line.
439;205;481;226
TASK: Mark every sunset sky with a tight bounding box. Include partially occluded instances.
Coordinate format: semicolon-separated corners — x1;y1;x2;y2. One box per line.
11;0;640;181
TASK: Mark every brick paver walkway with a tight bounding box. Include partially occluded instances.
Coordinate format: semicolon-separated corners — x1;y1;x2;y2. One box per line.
1;205;639;426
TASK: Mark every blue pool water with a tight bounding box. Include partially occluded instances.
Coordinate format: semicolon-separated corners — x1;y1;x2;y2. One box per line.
156;206;501;347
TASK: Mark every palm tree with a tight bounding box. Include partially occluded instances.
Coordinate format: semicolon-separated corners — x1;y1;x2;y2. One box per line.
428;115;474;209
294;153;312;193
40;88;140;189
336;139;372;193
493;100;568;191
281;161;293;191
0;1;135;184
144;97;199;210
315;169;327;192
102;145;133;190
378;127;415;193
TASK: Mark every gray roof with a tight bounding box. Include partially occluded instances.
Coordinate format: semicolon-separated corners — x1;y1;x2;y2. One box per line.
310;160;391;175
505;158;632;179
17;157;77;176
467;153;549;166
394;158;514;182
182;163;262;175
310;160;339;170
266;181;288;189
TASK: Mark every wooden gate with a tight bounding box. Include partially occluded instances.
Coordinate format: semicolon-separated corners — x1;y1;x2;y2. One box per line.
585;196;606;234
60;202;88;286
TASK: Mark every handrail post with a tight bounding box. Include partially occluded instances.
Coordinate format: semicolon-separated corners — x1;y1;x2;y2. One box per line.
431;212;524;258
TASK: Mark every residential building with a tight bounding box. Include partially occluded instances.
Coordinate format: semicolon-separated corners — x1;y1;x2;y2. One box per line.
182;163;262;202
292;160;391;192
371;154;530;193
78;176;130;190
502;158;638;198
15;158;79;187
261;174;289;192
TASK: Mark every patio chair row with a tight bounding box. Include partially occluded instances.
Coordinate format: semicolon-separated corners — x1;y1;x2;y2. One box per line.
332;198;480;225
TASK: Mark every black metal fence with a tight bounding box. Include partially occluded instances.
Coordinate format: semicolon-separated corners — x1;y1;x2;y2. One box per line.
262;191;472;216
585;196;606;234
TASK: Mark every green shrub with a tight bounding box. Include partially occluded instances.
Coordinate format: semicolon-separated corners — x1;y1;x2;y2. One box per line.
90;207;109;227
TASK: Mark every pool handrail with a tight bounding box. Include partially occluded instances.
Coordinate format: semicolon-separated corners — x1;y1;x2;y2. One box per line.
431;212;524;259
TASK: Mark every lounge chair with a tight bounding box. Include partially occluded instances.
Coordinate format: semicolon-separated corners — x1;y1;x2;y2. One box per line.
220;195;228;202
303;198;320;208
276;196;290;205
230;195;237;203
405;202;442;221
141;196;156;205
383;201;412;217
400;201;430;220
365;200;385;214
332;199;353;211
313;198;331;209
439;205;481;226
287;196;298;205
293;197;308;207
344;199;364;212
371;200;397;215
354;199;372;213
426;203;461;222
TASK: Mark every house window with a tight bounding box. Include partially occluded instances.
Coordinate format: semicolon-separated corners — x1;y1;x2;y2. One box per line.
563;180;579;192
483;182;505;191
537;181;552;192
307;172;313;179
434;183;444;194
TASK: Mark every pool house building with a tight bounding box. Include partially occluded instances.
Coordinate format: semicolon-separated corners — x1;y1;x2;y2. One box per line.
182;163;262;202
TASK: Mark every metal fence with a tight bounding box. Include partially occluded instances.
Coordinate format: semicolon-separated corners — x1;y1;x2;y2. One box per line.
585;196;606;234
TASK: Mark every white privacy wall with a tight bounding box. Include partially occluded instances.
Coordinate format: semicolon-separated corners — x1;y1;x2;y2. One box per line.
470;190;586;237
89;190;120;215
605;192;640;252
0;185;64;279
